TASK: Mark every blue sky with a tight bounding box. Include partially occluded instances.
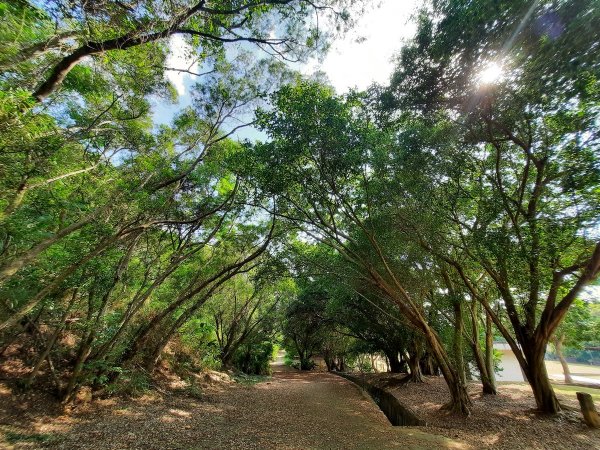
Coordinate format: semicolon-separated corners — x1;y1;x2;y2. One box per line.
151;0;419;140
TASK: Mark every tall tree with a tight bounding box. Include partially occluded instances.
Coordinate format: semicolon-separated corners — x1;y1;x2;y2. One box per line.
380;0;600;413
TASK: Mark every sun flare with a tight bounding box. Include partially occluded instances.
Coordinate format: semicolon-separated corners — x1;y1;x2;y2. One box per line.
478;62;504;85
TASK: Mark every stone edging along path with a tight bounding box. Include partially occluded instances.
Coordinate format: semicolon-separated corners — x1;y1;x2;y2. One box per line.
333;372;427;427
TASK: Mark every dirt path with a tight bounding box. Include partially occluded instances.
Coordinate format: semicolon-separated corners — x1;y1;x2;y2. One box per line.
1;360;464;449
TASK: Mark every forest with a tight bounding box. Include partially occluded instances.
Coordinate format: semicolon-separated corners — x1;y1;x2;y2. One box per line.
1;0;600;448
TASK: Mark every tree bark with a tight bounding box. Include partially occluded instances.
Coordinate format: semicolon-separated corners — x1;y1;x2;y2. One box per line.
425;327;471;414
484;311;497;392
552;334;573;384
30;0;287;102
407;350;424;382
452;297;467;386
469;301;497;394
370;273;471;413
523;339;561;414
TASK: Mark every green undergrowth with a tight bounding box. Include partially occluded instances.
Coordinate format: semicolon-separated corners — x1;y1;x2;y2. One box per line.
232;373;271;385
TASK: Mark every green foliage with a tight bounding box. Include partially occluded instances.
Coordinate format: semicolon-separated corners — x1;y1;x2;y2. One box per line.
105;369;151;397
1;0;599;418
233;341;274;375
232;373;271;385
0;0;358;401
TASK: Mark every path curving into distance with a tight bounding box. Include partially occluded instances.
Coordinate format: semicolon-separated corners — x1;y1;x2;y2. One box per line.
6;358;465;449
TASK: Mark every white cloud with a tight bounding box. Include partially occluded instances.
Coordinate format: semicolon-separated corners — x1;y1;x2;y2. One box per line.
306;0;419;92
166;35;198;96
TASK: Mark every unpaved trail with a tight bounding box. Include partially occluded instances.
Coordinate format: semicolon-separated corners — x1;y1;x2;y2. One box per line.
1;360;465;449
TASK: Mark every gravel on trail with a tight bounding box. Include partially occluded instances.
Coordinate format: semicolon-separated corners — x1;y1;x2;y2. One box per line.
1;362;464;450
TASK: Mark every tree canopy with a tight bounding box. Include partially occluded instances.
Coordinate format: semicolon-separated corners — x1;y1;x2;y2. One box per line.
1;0;599;418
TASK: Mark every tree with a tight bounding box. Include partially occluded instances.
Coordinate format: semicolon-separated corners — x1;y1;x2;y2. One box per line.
245;81;472;414
380;0;600;414
282;284;329;370
208;264;291;369
1;0;357;102
551;299;594;384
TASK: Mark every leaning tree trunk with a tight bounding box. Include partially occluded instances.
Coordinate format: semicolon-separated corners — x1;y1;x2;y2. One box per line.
0;230;124;332
0;211;98;286
424;327;472;415
25;289;78;387
552;334;573;384
452;298;467;386
369;267;471;413
523;339;561;414
420;352;437;376
469;301;497;394
484;311;497;393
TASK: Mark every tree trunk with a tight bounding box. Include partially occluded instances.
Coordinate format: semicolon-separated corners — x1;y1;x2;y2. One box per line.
324;351;335;371
25;289;78;387
484;311;497;392
0;233;120;332
299;357;312;370
420;352;437;376
141;278;230;371
120;237;270;366
0;31;77;70
407;350;424;383
386;350;402;373
552;334;573;384
370;354;378;372
425;328;471;415
31;5;208;102
364;260;470;413
452;298;466;386
523;340;561;414
469;301;497;394
476;294;561;413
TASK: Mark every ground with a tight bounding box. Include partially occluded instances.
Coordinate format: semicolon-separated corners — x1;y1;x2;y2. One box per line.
364;373;600;450
0;357;462;450
2;356;600;450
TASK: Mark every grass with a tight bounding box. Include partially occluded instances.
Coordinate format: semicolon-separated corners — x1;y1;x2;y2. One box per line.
232;373;271;385
552;384;600;401
498;381;600;402
184;382;204;399
3;430;58;445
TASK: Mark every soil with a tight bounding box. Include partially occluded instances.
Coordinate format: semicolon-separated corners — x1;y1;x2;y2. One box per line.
363;373;600;450
2;356;599;450
0;361;461;450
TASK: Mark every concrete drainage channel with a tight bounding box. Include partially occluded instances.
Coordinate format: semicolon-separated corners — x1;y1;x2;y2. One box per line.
334;372;426;426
